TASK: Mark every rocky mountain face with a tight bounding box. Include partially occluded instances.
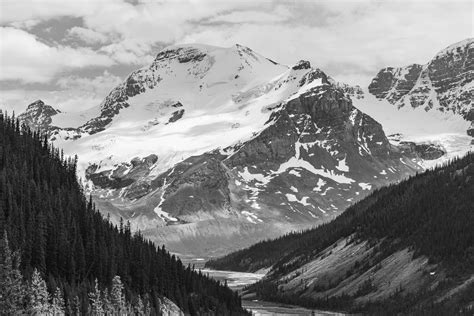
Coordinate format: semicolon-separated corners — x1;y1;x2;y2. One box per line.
369;38;473;137
18;44;430;257
17;100;61;131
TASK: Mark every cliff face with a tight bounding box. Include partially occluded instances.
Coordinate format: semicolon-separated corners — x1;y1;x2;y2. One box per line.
369;39;473;136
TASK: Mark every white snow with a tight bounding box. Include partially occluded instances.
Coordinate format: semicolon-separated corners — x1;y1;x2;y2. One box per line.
241;211;263;224
275;141;354;184
313;178;326;192
335;156;349;172
358;182;372;191
352;88;472;169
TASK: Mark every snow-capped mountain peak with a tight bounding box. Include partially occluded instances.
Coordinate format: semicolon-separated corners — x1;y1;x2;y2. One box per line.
19;42;463;257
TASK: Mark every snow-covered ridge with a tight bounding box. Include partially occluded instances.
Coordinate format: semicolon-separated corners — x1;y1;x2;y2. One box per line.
46;44;330;181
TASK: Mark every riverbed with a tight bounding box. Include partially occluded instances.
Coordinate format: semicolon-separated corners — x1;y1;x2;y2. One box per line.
180;257;346;315
202;269;346;316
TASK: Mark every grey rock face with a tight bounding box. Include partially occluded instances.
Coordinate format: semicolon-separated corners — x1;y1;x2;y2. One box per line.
369;38;473;136
368;64;422;102
18;100;60;131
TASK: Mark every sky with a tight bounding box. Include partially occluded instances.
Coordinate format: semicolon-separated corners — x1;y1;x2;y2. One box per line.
0;0;472;114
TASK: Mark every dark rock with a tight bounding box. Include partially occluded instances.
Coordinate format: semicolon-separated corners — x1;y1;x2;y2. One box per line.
292;60;311;70
167;109;185;123
368;64;422;102
18;100;61;131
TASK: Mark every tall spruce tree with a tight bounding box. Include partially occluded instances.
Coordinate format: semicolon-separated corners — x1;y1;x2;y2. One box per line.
27;268;51;314
51;287;66;315
89;278;104;316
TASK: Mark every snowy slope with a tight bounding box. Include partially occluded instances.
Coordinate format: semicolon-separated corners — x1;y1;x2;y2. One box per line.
55;46;327;180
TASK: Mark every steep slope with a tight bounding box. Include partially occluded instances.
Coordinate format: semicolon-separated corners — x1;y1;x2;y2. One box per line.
207;153;474;314
18;44;426;257
0;113;248;315
368;38;473;137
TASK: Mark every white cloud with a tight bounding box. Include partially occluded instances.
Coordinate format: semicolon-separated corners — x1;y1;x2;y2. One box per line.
1;71;123;113
207;6;290;24
66;26;108;45
0;0;471;111
0;27;115;83
179;1;472;86
56;70;122;94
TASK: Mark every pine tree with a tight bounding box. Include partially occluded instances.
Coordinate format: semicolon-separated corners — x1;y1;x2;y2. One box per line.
27;268;51;314
111;275;126;314
0;231;25;314
102;289;113;315
51;287;65;315
134;295;144;315
89;278;104;315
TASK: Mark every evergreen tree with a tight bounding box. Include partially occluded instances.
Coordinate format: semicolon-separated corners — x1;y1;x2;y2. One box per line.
89;278;104;316
27;268;51;314
111;275;126;314
0;231;25;314
51;287;65;315
134;295;144;315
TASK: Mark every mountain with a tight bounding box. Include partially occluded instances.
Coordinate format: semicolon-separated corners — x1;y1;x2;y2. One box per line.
368;38;473;137
17;100;61;131
206;153;474;314
18;43;462;257
0;113;248;315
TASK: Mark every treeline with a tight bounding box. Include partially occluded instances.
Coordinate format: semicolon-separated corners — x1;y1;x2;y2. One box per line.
0;112;249;315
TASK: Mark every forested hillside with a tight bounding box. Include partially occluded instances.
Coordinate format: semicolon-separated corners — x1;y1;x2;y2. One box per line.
208;153;474;313
0;112;249;315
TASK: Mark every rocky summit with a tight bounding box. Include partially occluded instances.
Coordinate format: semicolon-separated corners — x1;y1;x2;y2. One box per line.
18;42;470;257
369;38;473;137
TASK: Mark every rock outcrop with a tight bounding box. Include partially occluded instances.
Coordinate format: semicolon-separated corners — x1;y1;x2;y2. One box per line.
18;100;60;131
369;38;473;137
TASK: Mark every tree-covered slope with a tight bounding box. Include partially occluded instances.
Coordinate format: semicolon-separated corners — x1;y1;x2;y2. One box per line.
207;152;474;313
0;112;249;315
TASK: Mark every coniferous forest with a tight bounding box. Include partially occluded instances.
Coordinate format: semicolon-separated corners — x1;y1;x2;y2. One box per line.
0;112;249;315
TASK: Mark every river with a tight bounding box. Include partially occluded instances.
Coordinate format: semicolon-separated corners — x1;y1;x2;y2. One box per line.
176;254;346;316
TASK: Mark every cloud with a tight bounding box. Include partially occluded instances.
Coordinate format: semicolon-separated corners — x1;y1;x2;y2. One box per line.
178;0;472;85
1;71;123;113
66;26;108;45
206;6;291;24
0;27;115;83
0;0;471;111
56;70;122;94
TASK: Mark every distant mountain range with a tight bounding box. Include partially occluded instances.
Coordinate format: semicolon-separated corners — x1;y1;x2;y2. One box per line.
17;39;473;258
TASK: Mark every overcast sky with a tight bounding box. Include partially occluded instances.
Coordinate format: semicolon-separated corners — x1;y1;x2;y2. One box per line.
0;0;472;113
